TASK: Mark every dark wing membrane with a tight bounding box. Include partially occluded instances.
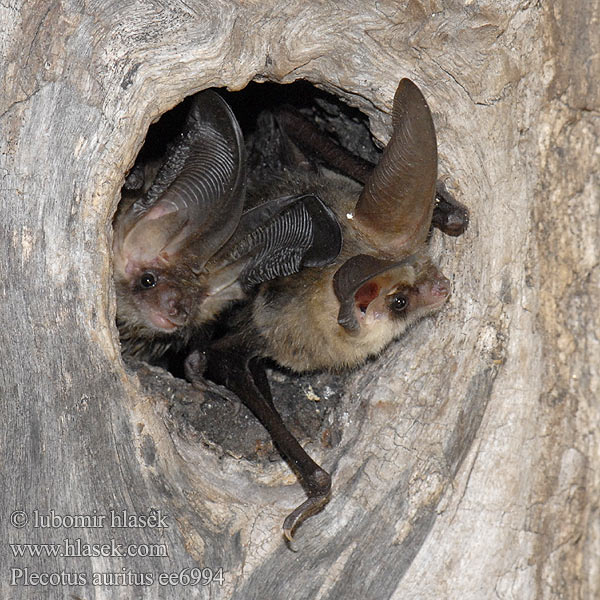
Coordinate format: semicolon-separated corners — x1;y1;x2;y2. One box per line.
272;103;468;240
274;106;374;184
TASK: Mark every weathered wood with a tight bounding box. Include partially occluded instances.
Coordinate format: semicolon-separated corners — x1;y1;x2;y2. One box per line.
1;1;597;599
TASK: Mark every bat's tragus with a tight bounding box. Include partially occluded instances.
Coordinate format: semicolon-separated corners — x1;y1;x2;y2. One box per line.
113;80;468;544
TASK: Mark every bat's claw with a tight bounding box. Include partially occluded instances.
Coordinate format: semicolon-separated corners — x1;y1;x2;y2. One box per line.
282;467;331;543
184;349;207;384
184;350;243;405
433;183;469;237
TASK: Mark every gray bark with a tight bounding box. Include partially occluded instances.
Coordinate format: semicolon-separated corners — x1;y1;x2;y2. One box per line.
1;1;597;598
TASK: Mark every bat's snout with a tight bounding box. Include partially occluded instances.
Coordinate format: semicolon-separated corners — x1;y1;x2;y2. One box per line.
166;297;189;323
142;287;190;332
431;274;451;300
416;271;451;312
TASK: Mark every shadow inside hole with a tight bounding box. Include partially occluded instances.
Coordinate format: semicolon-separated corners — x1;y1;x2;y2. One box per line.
118;80;382;461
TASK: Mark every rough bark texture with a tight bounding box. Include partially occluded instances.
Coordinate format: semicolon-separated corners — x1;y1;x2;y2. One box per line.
1;1;598;599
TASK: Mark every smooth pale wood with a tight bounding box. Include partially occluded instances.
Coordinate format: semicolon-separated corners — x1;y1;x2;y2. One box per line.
1;1;597;599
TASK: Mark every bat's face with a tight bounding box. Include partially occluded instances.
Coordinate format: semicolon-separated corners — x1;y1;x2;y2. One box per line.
349;256;450;331
113;252;193;334
342;254;450;365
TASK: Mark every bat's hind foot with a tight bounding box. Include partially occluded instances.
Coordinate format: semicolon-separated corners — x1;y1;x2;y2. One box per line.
283;467;331;544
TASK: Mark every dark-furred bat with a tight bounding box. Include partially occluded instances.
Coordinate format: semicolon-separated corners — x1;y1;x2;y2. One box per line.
113;90;341;362
204;79;468;540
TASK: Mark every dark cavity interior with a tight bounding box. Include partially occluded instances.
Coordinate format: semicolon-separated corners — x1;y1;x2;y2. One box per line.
118;80;381;461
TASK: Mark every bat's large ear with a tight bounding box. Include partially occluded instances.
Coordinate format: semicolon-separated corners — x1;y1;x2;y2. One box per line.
353;79;437;256
333;254;415;332
207;194;342;292
116;90;245;270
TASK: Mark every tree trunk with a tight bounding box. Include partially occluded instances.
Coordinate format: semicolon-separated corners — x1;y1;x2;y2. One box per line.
1;1;597;598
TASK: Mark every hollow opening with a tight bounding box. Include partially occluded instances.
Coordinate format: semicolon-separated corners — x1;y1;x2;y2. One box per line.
114;80;384;461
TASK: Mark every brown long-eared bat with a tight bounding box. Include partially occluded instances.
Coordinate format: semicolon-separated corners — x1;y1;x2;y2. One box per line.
242;80;463;372
113;90;342;361
203;79;468;541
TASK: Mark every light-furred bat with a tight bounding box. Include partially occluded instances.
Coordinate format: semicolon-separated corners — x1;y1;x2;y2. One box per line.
203;79;468;540
113;90;342;363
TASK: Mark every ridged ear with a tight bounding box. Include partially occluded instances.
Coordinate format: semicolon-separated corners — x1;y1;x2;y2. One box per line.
116;89;245;272
353;79;438;256
206;194;342;294
333;254;416;332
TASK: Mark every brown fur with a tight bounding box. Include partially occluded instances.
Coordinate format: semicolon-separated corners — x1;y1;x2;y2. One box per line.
242;168;449;372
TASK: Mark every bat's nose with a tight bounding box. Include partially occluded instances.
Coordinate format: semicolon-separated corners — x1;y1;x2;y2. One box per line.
167;298;189;324
431;274;451;299
168;298;183;316
156;289;189;327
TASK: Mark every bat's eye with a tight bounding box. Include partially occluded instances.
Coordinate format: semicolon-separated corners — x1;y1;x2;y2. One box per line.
390;293;408;313
140;272;157;289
